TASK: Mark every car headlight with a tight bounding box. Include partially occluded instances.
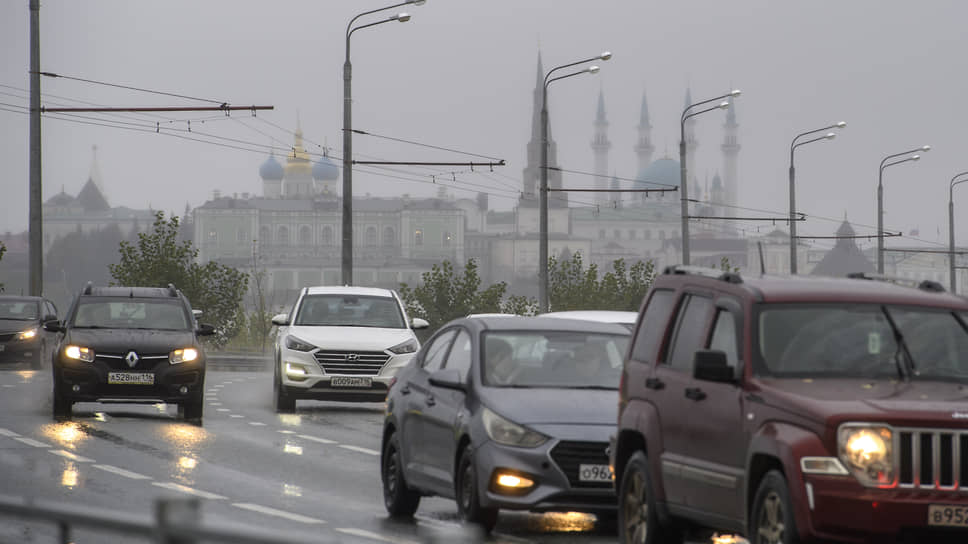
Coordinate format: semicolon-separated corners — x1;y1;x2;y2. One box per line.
482;407;548;448
285;335;315;352
838;424;895;487
17;328;38;341
64;345;94;362
388;338;418;355
170;348;199;364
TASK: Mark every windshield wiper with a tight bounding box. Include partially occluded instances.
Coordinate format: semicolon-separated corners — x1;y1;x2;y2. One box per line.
881;306;918;380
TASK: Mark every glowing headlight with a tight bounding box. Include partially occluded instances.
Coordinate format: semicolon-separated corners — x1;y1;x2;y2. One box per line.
64;345;94;362
838;424;895;487
482;407;548;448
388;338;418;354
17;328;38;340
285;335;315;352
170;348;198;364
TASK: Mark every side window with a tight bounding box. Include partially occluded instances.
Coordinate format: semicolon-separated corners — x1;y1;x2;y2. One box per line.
444;330;472;380
422;329;458;372
630;289;675;363
708;309;739;368
665;295;713;372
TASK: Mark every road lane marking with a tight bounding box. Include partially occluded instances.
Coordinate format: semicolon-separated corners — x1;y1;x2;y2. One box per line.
232;503;325;524
216;408;230;412
14;437;51;448
338;445;379;456
93;465;151;480
229;414;244;418
49;450;94;463
152;482;226;500
0;428;21;437
336;528;419;543
248;422;266;426
277;430;295;434
2;385;13;388
296;434;336;444
208;402;222;406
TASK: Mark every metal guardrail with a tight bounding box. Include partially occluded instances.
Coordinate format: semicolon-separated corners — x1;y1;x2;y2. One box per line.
0;494;328;544
205;352;269;372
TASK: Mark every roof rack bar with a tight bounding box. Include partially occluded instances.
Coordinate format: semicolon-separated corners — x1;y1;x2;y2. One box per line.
846;272;946;293
662;265;743;284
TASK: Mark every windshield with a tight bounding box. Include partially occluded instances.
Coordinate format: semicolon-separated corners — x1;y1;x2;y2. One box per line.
72;298;190;330
0;300;39;321
482;330;629;389
293;294;406;328
755;304;968;381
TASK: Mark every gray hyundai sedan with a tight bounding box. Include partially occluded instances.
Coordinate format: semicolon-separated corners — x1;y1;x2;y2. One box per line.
381;315;630;532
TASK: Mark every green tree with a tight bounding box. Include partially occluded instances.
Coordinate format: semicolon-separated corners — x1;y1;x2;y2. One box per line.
108;212;248;348
548;253;656;312
398;259;508;332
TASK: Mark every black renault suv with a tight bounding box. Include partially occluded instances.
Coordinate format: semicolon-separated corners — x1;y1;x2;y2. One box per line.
46;283;215;423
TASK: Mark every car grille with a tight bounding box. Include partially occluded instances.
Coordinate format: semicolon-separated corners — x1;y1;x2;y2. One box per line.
897;428;968;491
94;352;170;370
313;350;389;376
550;440;612;489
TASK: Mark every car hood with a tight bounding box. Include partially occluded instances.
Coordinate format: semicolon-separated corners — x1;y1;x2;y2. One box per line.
66;329;197;354
479;387;617;429
755;377;968;426
286;326;415;350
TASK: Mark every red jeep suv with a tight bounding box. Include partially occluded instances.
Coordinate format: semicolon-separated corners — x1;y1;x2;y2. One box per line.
611;266;968;544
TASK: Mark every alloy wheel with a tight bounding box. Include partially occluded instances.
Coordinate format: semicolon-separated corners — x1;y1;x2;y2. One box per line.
624;469;648;543
757;491;785;544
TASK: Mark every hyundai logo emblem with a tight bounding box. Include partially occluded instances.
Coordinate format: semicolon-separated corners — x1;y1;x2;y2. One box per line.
125;351;140;368
346;353;359;361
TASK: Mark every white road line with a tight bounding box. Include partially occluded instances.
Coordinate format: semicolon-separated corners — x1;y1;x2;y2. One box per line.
336;528;419;543
2;384;13;388
216;408;230;412
0;428;21;437
232;503;325;524
296;434;336;444
208;402;222;406
338;444;379;456
206;388;218;392
248;422;266;426
277;430;295;434
152;482;226;500
14;437;51;448
229;414;244;418
93;465;151;480
49;450;94;463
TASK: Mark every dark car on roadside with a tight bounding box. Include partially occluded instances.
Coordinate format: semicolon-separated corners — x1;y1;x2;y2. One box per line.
381;315;630;532
46;283;215;423
611;266;968;544
0;295;59;369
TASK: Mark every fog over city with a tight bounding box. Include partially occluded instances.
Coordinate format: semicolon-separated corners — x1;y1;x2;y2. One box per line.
2;0;968;253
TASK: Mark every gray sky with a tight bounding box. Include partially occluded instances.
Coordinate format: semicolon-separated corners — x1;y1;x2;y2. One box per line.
3;0;968;253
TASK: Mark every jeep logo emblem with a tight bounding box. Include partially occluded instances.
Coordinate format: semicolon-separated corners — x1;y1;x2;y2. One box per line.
345;353;359;361
125;351;140;368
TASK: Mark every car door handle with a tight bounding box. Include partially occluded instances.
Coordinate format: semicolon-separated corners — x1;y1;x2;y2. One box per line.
645;377;665;390
425;395;436;406
685;387;707;401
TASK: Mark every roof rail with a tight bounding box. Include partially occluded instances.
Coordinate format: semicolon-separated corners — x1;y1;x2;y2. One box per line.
662;265;743;284
846;272;946;293
166;283;178;297
82;282;93;295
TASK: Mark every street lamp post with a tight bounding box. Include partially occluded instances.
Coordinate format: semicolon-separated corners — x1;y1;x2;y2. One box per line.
538;52;610;313
877;145;930;274
949;172;968;292
679;90;741;266
789;121;846;274
342;1;423;286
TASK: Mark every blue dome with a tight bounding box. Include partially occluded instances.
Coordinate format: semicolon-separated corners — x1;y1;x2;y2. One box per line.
313;155;339;181
259;154;284;181
637;157;681;188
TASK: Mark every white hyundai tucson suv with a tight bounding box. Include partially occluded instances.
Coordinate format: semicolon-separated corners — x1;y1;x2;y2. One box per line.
271;286;428;411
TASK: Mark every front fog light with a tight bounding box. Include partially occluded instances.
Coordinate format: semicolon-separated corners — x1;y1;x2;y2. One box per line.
286;363;308;379
490;469;535;495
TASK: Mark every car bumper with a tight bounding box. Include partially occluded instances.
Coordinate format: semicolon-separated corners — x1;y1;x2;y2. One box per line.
279;349;413;401
54;360;205;403
0;340;40;363
473;434;616;514
803;475;968;543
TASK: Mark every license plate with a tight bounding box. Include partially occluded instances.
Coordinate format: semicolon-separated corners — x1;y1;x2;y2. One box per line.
578;464;612;482
330;376;372;388
928;504;968;527
108;372;154;385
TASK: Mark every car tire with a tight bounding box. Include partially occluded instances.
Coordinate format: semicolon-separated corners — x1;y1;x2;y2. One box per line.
180;397;203;424
750;470;800;544
455;446;498;533
52;383;72;420
273;367;296;413
618;451;681;544
381;432;420;517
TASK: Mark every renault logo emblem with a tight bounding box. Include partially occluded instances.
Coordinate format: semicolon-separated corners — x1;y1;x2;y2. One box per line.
346;353;359;361
125;351;140;368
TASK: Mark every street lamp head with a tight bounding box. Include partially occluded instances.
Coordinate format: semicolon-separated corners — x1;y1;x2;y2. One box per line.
911;154;921;161
586;65;600;74
729;89;742;97
394;12;411;22
921;145;931;152
718;101;730;109
409;0;426;5
836;121;847;128
825;132;837;140
599;51;613;61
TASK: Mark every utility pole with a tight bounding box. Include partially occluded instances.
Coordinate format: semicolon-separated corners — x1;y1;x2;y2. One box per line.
28;0;42;296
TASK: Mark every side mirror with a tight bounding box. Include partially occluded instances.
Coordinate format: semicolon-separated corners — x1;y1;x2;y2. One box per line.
693;350;735;383
192;309;203;318
428;368;465;391
43;314;58;323
271;313;289;326
411;317;429;330
196;323;216;337
43;321;63;333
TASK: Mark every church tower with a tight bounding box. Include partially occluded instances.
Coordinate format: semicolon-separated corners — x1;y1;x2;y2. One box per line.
283;119;314;197
634;89;655;179
591;90;611;207
721;100;741;215
522;52;563;207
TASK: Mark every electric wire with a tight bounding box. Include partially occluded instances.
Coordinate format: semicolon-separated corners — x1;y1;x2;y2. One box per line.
33;71;227;104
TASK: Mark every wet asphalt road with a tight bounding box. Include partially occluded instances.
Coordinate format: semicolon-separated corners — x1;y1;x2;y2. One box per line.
0;367;627;544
